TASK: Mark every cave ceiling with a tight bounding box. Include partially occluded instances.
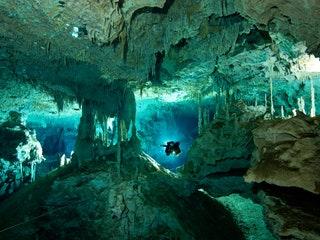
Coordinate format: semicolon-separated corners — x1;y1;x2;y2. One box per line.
1;0;320;116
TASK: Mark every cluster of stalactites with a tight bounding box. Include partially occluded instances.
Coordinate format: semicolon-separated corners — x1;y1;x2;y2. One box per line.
73;87;136;177
94;114;134;147
197;87;233;135
197;93;211;135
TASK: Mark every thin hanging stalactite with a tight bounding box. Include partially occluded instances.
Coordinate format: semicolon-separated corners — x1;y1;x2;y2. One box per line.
116;115;121;177
269;67;275;117
310;77;316;117
120;120;127;142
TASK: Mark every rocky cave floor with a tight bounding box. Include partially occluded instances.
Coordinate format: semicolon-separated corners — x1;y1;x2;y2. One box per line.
0;139;245;240
0;109;320;240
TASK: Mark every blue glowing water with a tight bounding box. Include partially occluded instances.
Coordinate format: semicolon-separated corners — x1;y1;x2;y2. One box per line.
136;99;199;170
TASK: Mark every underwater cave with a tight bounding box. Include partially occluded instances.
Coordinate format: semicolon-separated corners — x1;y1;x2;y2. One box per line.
0;1;320;239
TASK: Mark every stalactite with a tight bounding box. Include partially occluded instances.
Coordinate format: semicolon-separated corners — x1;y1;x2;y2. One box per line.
120;120;127;142
281;106;285;119
119;28;128;61
107;117;115;146
203;108;210;128
310;78;316;117
116;116;121;177
270;73;275;116
100;119;105;143
104;120;109;147
127;120;133;140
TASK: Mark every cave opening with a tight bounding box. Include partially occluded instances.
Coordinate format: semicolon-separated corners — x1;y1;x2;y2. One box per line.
26;113;80;175
136;99;198;170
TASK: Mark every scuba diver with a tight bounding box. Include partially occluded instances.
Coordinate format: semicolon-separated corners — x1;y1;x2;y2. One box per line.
161;141;181;156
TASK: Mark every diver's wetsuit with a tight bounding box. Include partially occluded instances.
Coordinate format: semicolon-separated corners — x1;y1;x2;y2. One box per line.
162;141;181;156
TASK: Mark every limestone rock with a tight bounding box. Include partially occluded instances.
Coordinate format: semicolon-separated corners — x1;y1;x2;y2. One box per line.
236;0;320;54
257;184;320;240
0;112;45;198
0;151;244;240
218;193;276;240
246;115;320;194
184;117;255;178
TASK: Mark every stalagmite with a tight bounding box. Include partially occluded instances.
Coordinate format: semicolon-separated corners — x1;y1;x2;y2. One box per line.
281;106;285;119
255;97;258;107
60;154;66;167
297;97;306;114
292;109;297;116
310;78;316;117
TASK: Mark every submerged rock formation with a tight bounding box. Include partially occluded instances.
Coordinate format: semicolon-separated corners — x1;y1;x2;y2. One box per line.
257;184;320;240
246;114;320;194
185;118;253;178
181;107;320;239
0;144;244;240
243;114;320;239
183;100;264;179
0;112;45;198
218;193;276;240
